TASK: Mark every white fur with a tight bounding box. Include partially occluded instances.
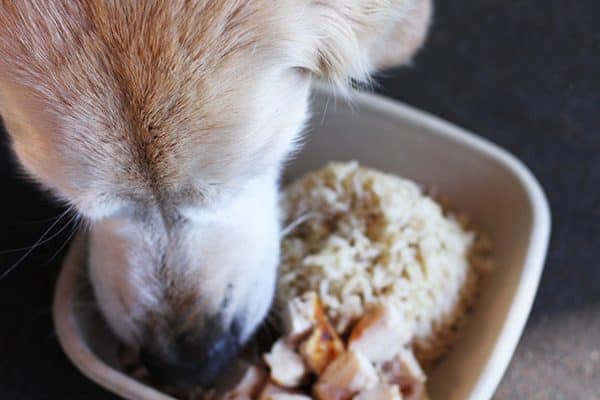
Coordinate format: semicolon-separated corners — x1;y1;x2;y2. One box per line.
89;169;283;347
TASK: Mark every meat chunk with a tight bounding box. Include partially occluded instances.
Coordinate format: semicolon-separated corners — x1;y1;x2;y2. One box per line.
314;350;379;400
221;362;267;399
265;393;312;400
263;339;307;388
353;384;403;400
283;292;320;342
258;382;311;400
313;383;354;400
348;305;411;364
298;298;344;374
380;349;427;400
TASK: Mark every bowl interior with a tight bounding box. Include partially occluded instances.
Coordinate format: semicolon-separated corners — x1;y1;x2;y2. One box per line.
54;88;549;400
285;90;549;399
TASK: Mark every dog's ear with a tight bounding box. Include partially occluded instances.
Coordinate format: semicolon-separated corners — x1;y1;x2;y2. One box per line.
302;0;432;86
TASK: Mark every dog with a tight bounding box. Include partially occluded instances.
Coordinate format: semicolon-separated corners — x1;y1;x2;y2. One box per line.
0;0;431;387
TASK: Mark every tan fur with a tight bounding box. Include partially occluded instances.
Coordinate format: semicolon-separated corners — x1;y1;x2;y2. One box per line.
0;1;308;216
305;0;432;85
0;0;431;383
0;0;431;212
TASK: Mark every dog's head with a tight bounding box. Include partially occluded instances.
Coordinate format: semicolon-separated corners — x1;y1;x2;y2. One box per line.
0;0;430;387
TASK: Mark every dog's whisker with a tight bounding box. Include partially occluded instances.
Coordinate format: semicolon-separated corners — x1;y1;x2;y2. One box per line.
0;208;74;255
17;211;72;226
0;207;75;279
46;214;84;264
280;212;318;237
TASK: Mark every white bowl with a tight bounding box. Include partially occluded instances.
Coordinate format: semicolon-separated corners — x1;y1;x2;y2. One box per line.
53;86;551;400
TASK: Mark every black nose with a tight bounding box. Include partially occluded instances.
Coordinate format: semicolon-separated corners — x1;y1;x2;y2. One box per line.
139;323;241;388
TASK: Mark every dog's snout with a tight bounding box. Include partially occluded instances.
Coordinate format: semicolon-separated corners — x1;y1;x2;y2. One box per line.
139;322;241;388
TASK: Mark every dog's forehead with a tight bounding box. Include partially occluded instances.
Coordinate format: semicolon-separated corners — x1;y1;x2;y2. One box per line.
0;1;301;197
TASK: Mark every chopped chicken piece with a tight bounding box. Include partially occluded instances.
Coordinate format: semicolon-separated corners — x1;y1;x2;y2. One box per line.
283;292;320;342
266;394;313;400
348;305;411;364
314;383;354;400
353;384;403;400
258;382;311;400
259;383;290;400
314;350;379;400
221;362;267;399
298;298;344;374
263;339;307;388
380;349;427;400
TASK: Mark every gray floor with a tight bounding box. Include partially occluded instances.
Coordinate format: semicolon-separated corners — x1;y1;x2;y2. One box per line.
377;2;600;399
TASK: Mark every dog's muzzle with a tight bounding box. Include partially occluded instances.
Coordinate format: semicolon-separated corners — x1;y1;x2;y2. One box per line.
139;317;242;388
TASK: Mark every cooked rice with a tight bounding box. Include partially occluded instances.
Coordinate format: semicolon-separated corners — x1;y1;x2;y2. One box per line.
277;161;492;366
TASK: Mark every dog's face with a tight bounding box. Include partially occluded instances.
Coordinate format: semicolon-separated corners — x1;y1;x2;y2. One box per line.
0;0;430;387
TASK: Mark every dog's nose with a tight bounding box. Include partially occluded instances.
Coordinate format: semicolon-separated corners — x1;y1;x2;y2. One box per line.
139;323;241;388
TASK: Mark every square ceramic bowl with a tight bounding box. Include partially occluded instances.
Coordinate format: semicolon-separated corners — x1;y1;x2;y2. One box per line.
53;86;551;400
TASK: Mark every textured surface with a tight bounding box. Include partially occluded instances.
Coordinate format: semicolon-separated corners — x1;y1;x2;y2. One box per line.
0;1;598;399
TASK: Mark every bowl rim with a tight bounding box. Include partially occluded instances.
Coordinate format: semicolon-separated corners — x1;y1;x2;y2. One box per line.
53;86;551;400
53;232;176;400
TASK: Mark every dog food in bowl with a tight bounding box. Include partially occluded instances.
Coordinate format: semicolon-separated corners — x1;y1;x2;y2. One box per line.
120;161;492;399
278;162;492;366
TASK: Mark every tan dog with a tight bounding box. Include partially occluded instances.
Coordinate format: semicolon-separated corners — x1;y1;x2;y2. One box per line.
0;0;431;387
